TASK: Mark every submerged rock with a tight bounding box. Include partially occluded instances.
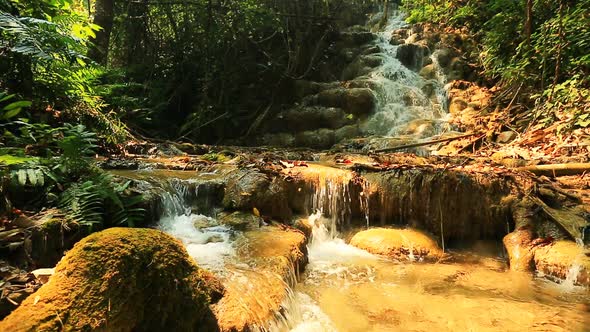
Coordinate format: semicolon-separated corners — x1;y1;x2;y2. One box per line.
0;228;224;332
350;228;443;261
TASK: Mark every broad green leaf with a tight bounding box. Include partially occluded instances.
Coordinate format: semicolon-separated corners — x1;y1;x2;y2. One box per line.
0;155;37;165
1;107;22;120
3;101;31;111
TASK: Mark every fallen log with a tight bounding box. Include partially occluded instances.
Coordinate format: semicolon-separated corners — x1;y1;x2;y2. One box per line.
516;163;590;177
373;133;477;153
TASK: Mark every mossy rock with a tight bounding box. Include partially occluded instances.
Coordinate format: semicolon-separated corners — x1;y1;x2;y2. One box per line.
0;228;224;332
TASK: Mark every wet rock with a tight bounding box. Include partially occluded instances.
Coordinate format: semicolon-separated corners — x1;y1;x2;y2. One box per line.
223;170;292;221
295;128;336;149
396;43;430;71
390;36;404;45
213;226;307;331
361;45;381;55
0;228;224;332
310;88;376;116
218;211;263;230
434;48;457;69
503;227;536;272
419;64;437;80
399;119;437;138
338;31;375;48
421;80;439;97
350;228;443;262
192;214;219;229
534;241;590;286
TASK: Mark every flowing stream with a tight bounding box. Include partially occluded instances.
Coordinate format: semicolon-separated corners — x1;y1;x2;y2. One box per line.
279;212;589;332
146;174;588;332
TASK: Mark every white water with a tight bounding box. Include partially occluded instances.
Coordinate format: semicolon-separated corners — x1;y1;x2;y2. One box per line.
159;213;234;272
362;11;449;138
156;180;235;273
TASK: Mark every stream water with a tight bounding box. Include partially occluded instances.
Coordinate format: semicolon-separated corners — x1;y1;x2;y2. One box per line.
146;174;588;332
281;213;589;332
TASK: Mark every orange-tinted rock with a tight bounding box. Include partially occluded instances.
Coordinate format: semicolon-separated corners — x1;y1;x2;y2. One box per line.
534;241;590;286
503;228;535;272
350;228;443;261
212;226;307;331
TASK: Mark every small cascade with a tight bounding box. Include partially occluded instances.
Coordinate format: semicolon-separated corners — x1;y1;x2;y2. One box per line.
296;164;372;235
560;264;582;291
155;178;235;272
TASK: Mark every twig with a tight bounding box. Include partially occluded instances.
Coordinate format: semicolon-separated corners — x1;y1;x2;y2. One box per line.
373;133;477;153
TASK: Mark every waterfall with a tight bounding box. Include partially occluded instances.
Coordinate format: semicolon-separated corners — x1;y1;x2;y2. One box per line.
362;11;449;138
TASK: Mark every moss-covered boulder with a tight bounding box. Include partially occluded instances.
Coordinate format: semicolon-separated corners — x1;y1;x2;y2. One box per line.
350;228;443;262
0;228;224;332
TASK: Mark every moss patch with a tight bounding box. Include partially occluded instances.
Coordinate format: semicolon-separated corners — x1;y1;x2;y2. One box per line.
0;227;224;332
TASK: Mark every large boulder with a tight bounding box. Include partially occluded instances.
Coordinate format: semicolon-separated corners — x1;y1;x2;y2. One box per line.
0;228;224;332
306;88;376;116
350;228;443;261
223;169;292;221
396;43;430;71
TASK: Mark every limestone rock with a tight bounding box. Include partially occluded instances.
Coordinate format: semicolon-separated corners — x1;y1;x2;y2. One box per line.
534;241;590;286
213;226;307;331
420;64;436;80
223;170;292;221
350;228;443;261
307;88;376;116
295;128;336;149
503;227;536;272
0;228;224;332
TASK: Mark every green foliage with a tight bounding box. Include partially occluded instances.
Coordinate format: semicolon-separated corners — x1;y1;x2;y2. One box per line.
56;123;97;175
59;173;145;227
0;92;31;121
402;0;590;132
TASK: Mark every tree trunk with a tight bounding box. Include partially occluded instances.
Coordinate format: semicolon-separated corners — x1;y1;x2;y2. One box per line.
88;0;114;65
524;0;533;46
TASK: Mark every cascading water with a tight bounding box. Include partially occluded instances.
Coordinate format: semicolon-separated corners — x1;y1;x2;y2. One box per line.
362;11;450;139
156;179;235;273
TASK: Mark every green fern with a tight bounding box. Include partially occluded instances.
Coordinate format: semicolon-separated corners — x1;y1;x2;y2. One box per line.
58;173;145;227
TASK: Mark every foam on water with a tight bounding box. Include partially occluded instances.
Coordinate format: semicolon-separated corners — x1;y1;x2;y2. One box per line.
158;213;235;272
